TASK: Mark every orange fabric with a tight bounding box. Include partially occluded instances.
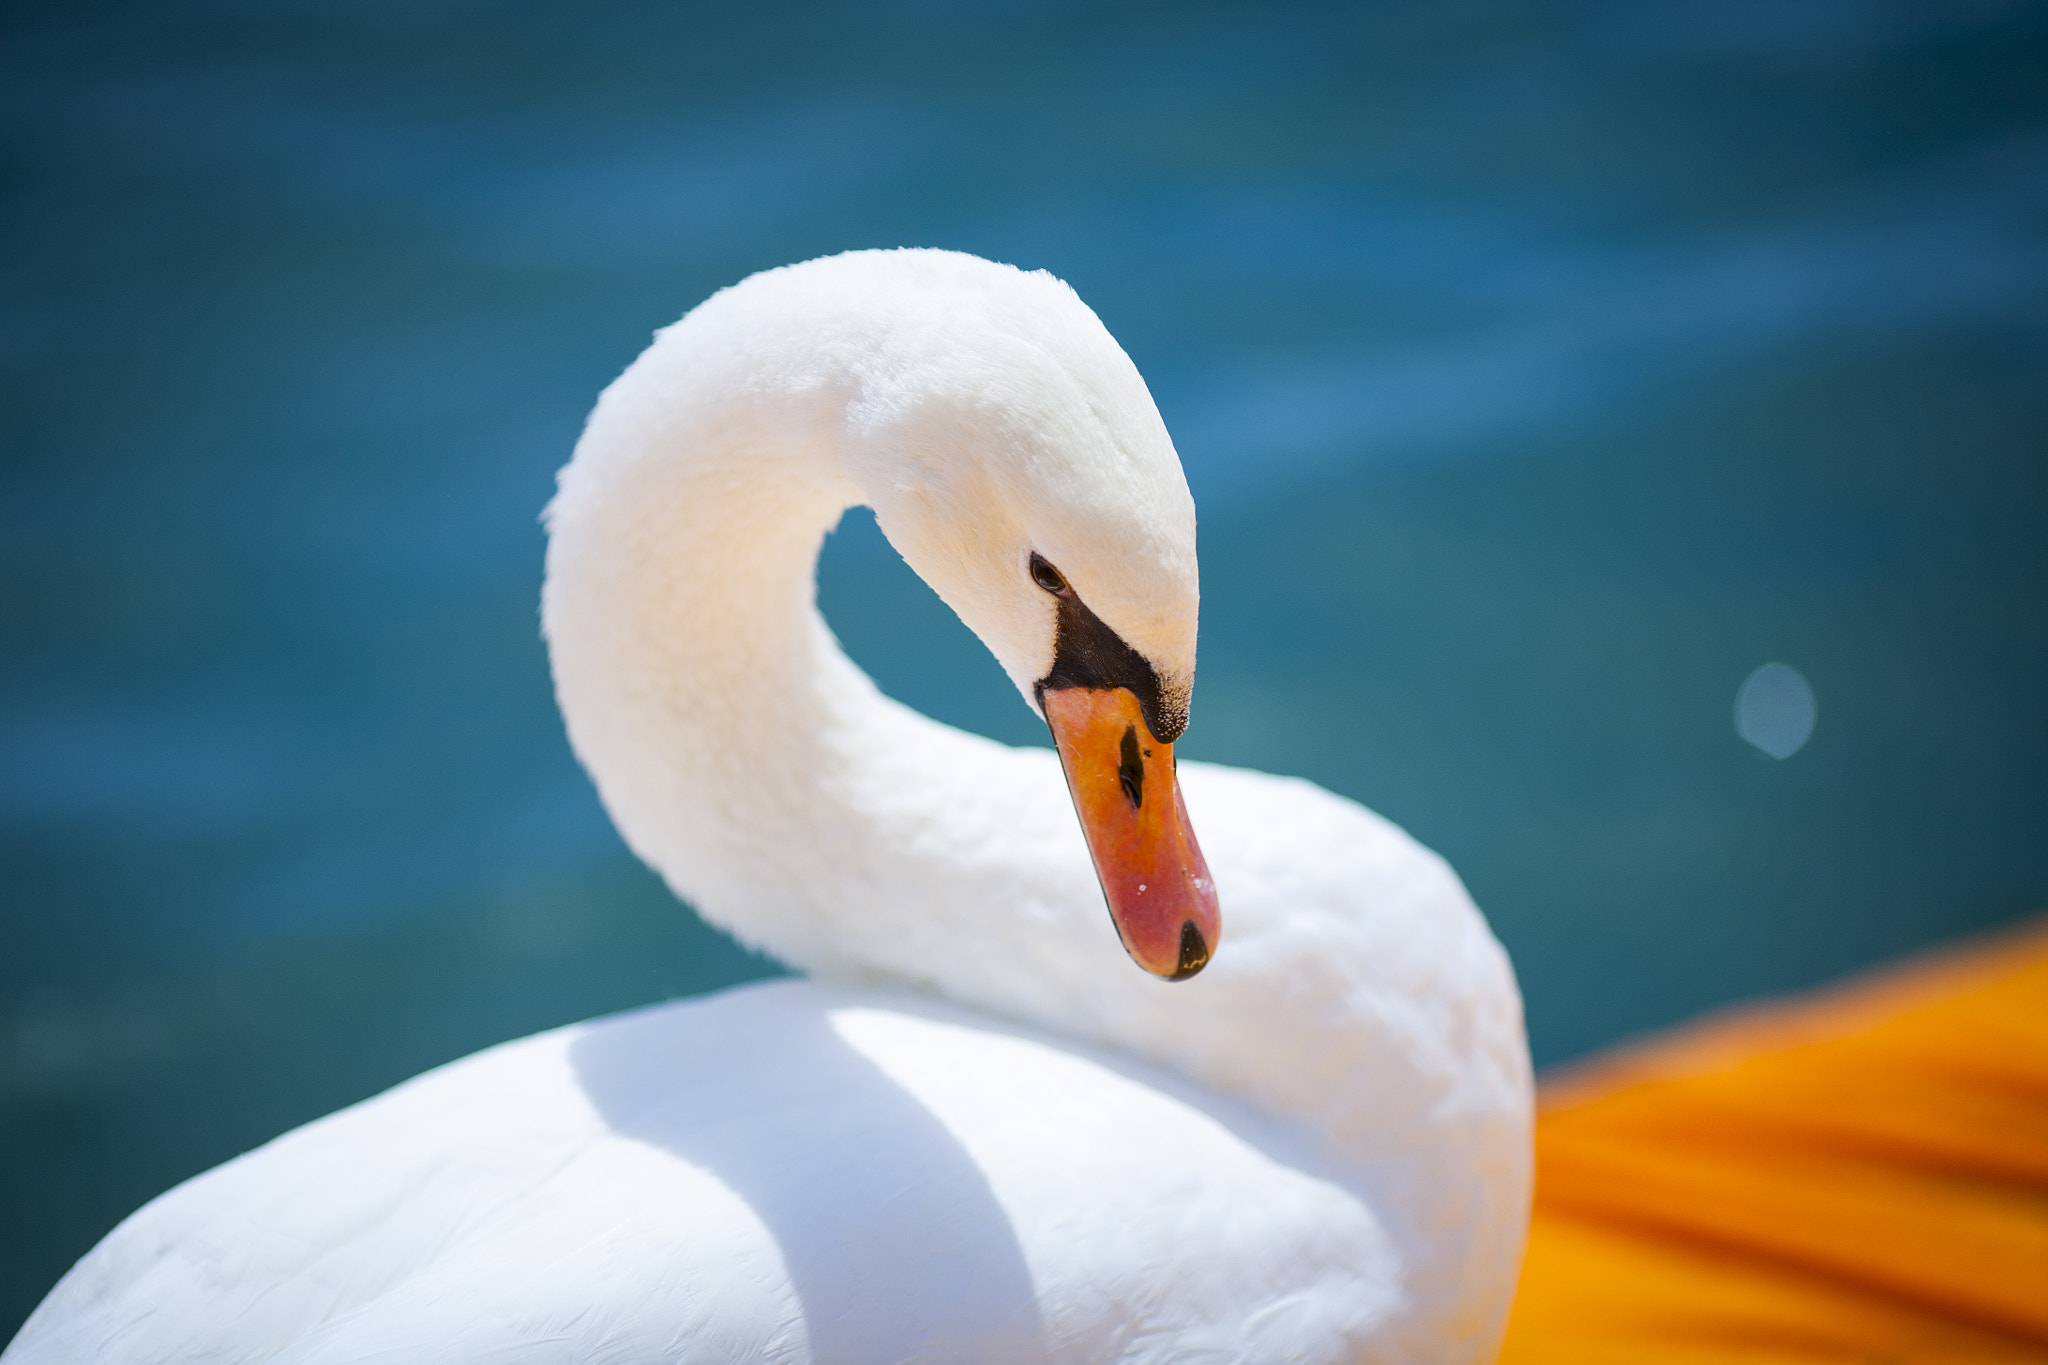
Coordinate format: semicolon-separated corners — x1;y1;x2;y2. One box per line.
1498;917;2048;1364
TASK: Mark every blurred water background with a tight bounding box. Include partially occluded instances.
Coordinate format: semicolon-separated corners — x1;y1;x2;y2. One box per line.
4;0;2045;1328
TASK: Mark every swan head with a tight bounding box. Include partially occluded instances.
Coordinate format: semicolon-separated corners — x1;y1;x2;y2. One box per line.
813;250;1218;977
556;249;1220;980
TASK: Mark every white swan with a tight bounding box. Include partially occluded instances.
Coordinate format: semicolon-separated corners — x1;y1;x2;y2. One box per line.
6;250;1532;1364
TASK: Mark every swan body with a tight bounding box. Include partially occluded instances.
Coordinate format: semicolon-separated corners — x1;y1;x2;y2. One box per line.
6;250;1532;1364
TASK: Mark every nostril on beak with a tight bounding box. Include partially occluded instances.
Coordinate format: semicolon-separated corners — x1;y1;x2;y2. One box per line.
1118;725;1145;809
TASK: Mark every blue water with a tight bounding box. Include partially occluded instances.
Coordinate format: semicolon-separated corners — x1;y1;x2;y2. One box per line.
4;0;2046;1328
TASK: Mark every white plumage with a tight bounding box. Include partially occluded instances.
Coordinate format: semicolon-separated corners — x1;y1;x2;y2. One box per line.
6;250;1532;1364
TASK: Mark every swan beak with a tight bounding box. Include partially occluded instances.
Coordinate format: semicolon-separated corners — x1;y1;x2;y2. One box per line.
1042;687;1221;980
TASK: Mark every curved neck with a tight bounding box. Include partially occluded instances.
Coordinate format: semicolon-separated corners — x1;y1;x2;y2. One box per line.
542;305;1518;1210
542;309;1354;1071
543;321;1100;997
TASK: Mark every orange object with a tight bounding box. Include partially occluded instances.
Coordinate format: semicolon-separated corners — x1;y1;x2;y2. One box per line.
1041;685;1219;979
1499;916;2048;1364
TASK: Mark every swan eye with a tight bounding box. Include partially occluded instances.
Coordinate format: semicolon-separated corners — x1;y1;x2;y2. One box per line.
1029;553;1072;597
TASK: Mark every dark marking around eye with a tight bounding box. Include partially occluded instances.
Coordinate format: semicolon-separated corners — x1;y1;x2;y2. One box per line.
1118;725;1145;809
1030;554;1187;745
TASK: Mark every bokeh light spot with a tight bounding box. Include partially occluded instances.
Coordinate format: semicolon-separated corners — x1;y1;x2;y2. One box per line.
1736;662;1817;759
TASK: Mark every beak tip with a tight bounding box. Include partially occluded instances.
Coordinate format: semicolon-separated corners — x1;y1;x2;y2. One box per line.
1163;919;1211;981
1043;686;1222;982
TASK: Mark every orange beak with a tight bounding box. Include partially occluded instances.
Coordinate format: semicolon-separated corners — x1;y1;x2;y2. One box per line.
1042;687;1220;979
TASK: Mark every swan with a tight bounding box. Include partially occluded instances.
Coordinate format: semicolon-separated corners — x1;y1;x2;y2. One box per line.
5;249;1532;1364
